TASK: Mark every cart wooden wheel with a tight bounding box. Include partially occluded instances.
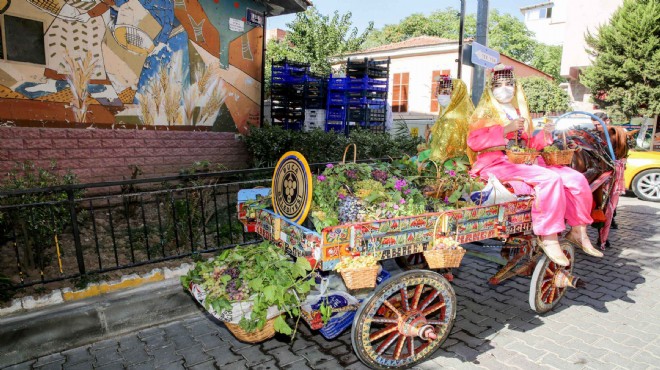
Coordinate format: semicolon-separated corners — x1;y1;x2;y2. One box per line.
351;270;456;369
395;254;428;270
529;241;575;314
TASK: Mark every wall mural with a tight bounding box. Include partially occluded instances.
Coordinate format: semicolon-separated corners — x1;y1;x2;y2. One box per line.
0;0;264;133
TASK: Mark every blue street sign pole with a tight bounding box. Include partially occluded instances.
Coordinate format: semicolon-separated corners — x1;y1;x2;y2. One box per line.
471;0;490;105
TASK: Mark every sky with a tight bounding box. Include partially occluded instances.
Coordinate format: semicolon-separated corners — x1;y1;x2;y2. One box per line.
266;0;534;32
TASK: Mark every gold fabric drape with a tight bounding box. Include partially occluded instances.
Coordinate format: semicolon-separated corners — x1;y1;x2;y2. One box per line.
467;80;532;163
429;79;475;164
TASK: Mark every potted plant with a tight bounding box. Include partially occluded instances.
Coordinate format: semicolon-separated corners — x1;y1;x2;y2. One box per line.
181;241;316;343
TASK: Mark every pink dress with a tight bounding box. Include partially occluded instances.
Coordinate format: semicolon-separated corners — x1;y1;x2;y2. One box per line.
467;125;593;236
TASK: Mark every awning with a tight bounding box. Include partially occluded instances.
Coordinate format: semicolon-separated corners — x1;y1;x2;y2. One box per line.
263;0;312;16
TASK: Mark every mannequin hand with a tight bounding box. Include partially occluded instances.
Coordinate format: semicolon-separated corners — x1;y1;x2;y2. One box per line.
503;118;525;135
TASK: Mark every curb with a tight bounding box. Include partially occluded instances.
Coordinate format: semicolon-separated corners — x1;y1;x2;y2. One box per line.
0;277;201;367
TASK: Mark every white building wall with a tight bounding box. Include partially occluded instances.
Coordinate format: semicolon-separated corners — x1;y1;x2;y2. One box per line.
522;1;567;46
387;51;474;118
560;0;622;78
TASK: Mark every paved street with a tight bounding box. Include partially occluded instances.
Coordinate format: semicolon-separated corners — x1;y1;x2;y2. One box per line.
5;195;660;370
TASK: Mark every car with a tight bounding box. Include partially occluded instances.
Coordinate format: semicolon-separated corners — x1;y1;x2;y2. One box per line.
625;150;660;202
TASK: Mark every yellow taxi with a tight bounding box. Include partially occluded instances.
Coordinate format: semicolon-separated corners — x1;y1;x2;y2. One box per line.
625;150;660;202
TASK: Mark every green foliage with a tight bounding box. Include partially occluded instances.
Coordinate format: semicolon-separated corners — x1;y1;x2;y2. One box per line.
181;241;315;334
362;8;538;62
0;162;82;267
530;44;564;81
265;8;373;92
520;77;571;113
581;0;660;120
242;126;423;168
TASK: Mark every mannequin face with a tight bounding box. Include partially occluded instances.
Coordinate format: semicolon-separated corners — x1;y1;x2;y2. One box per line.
492;79;515;104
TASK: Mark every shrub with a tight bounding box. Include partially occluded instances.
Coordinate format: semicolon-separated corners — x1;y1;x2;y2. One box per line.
243;126;423;167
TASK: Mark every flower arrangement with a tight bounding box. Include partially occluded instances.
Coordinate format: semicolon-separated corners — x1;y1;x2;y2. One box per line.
310;161;427;232
430;236;462;250
420;156;484;207
181;241;316;336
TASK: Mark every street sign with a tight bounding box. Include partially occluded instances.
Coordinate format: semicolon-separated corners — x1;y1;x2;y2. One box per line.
471;42;500;69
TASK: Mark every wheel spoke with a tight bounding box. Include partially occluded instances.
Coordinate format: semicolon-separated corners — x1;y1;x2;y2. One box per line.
407;337;414;359
383;299;403;317
370;324;399;342
419;289;440;311
426;319;449;326
394;335;406;360
370;316;399;324
411;284;423;310
422;301;446;316
547;286;556;303
376;332;400;355
545;267;554;276
400;288;410;311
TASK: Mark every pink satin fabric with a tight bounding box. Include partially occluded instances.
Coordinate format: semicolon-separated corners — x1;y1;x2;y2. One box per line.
468;125;593;236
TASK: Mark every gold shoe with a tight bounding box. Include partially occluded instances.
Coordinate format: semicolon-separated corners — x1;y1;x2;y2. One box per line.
538;237;570;266
565;233;604;258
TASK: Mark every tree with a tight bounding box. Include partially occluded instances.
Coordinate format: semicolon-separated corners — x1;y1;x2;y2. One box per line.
360;8;537;63
530;44;563;81
266;9;373;76
488;10;537;63
581;0;660;120
520;77;571;113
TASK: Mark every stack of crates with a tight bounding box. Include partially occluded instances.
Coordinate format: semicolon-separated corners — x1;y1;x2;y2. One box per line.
271;60;307;130
325;58;390;134
325;76;350;133
303;73;327;131
345;58;390;132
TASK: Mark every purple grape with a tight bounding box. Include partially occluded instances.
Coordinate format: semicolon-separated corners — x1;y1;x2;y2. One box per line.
371;169;388;184
345;169;358;180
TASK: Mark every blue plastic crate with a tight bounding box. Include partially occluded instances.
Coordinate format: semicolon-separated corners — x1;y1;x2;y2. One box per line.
328;77;350;90
326;109;346;121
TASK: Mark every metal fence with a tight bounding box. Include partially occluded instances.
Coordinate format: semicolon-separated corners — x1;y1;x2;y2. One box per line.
0;167;280;289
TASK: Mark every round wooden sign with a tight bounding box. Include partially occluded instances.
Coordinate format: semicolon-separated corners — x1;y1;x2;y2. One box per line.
272;151;313;224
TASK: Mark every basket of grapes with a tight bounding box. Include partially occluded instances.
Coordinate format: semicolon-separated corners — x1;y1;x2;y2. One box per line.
540;132;574;166
334;254;381;290
181;242;316;343
506;146;538;165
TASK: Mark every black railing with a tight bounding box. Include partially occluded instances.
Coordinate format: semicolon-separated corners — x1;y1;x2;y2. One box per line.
0;158;389;290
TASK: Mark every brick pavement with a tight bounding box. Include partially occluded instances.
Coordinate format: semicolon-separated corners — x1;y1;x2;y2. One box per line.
5;196;660;370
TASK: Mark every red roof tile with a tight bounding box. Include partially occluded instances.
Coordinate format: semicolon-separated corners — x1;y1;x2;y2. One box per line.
356;36;457;54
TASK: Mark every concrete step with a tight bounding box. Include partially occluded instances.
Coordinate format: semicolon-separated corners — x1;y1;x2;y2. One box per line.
0;278;200;367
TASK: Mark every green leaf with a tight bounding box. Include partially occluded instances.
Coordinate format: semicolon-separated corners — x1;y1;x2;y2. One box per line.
273;315;292;335
295;257;312;272
263;285;276;302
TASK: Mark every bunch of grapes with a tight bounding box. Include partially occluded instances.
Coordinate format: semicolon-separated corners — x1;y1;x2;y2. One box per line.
223;267;239;279
225;279;247;301
345;169;358;180
371;169;389;185
338;196;366;224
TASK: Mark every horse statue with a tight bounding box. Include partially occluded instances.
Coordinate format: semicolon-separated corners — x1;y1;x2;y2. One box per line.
557;112;634;248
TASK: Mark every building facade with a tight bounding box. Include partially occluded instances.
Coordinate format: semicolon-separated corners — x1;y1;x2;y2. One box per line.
0;0;308;182
521;0;623;112
336;36;553;134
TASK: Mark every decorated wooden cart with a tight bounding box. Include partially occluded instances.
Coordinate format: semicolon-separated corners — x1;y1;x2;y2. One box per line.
221;111;625;369
235;158;580;370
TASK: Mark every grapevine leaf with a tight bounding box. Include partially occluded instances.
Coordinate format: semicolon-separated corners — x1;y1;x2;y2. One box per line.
274;315;292;335
295;257;312;272
263;285;276;302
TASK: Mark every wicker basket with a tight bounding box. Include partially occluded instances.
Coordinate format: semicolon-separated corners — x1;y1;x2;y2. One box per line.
340;265;379;290
506;150;538;165
541;149;574;166
423;247;466;269
224;316;278;343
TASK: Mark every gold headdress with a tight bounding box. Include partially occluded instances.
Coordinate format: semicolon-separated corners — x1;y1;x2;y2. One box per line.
429;78;475;164
467;64;532;163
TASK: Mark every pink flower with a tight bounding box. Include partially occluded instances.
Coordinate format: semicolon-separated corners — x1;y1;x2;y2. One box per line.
317;175;326;182
394;179;407;191
404;189;411;195
393;204;399;210
326;163;334;169
399;199;406;204
338;193;346;200
446;170;456;177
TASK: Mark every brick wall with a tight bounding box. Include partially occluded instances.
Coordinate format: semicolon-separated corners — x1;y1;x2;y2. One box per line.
0;127;250;183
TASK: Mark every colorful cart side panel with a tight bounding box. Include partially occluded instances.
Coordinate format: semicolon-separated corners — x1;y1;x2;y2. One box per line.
237;188;272;232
